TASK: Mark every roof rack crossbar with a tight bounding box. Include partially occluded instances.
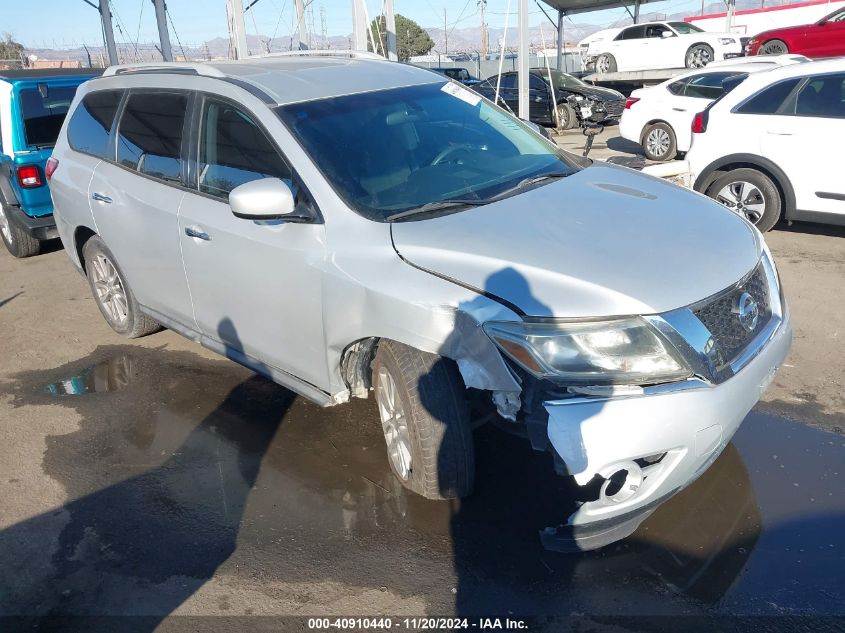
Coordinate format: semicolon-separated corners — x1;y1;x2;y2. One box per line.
103;62;227;78
250;50;386;61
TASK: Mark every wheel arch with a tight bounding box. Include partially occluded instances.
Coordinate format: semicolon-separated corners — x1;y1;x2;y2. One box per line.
693;153;796;219
639;119;675;143
74;225;98;272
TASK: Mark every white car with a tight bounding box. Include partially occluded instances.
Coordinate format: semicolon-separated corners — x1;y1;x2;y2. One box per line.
620;57;806;161
591;21;744;73
687;58;845;231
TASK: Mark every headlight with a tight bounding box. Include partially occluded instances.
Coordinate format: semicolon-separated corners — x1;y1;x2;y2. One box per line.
718;38;737;45
483;318;692;385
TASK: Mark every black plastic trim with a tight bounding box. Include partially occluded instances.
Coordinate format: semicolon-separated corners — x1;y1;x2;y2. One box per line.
816;191;845;202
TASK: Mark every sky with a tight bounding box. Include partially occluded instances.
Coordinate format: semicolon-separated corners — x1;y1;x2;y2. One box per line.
1;0;706;49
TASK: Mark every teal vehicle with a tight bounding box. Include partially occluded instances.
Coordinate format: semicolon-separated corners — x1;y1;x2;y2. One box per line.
0;69;100;257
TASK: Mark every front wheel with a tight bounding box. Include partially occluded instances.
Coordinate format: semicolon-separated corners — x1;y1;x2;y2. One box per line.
641;122;677;162
760;39;788;55
685;44;714;68
0;204;41;258
557;103;577;130
82;236;160;338
706;168;782;232
372;340;474;500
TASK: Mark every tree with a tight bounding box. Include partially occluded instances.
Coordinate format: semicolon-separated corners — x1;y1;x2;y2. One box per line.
368;14;433;62
0;33;24;62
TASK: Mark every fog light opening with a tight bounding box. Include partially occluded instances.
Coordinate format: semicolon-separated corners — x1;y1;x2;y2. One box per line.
599;461;643;504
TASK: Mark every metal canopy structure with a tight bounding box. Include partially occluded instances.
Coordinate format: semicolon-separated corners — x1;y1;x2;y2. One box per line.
541;0;663;17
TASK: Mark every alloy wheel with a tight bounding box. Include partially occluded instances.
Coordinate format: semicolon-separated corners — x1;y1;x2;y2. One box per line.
0;206;11;244
716;180;766;224
597;55;610;73
761;41;787;55
645;128;671;158
90;254;129;325
688;46;712;68
375;366;412;481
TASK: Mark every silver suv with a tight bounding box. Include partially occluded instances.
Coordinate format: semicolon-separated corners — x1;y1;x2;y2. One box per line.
49;54;792;551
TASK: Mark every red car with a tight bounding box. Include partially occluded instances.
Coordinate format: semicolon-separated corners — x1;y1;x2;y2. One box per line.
746;6;845;57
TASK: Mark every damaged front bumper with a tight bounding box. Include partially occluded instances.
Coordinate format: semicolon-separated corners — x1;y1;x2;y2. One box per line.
543;301;791;550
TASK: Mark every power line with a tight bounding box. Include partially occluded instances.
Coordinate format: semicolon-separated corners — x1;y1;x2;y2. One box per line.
166;5;188;60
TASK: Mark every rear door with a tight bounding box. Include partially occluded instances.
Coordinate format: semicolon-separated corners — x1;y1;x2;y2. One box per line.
760;72;845;216
178;96;329;389
88;90;195;327
609;26;648;71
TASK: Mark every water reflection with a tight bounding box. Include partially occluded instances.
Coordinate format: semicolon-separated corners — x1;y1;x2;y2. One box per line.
45;355;134;396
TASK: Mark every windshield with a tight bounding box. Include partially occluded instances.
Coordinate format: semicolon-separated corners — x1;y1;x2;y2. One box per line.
547;69;587;90
276;82;579;221
18;85;77;147
669;22;704;34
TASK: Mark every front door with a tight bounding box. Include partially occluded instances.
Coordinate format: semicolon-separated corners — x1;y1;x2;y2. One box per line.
178;97;329;390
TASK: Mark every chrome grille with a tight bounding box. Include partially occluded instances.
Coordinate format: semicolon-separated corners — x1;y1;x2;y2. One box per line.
691;263;772;368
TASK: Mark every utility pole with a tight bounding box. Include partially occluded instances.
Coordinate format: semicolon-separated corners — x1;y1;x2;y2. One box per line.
517;0;529;120
320;5;328;48
88;0;118;66
479;0;488;57
226;0;249;59
351;0;368;50
444;10;448;57
384;0;397;60
152;0;173;61
293;0;305;50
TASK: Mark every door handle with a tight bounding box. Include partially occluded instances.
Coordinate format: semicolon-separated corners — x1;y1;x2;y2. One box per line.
672;107;687;112
185;226;211;241
91;192;112;204
767;130;793;136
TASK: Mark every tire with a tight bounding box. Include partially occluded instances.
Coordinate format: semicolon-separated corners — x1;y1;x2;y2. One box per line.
596;53;617;74
705;168;782;232
685;44;714;68
372;340;474;500
0;203;41;258
641;122;677;162
759;39;788;55
557;103;577;130
82;236;160;338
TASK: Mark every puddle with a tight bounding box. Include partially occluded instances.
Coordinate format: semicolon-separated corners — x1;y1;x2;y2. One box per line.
44;355;134;396
2;347;844;616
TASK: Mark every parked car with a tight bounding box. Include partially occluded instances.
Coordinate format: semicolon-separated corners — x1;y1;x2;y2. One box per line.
590;21;744;73
687;58;845;231
50;54;791;550
429;66;481;86
474;68;625;129
746;6;845;57
0;69;100;257
620;56;805;161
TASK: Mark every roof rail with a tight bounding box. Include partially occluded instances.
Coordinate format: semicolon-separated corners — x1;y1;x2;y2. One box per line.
250;50;387;61
102;62;227;78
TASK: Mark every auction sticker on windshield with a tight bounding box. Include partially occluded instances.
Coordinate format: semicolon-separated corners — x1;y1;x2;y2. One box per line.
441;81;481;106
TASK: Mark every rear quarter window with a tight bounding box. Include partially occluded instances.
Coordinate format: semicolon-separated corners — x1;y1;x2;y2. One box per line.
67;90;123;159
19;85;78;147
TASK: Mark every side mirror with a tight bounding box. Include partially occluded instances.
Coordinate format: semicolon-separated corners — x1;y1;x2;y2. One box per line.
661;31;674;38
229;178;303;221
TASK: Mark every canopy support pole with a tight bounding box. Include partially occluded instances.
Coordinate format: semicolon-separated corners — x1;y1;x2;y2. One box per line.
518;0;529;120
557;10;564;70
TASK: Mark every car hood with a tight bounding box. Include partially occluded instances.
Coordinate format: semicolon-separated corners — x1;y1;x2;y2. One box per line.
756;24;808;39
391;162;761;318
564;84;625;101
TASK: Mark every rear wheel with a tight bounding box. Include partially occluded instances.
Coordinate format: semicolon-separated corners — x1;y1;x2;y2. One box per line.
641;122;677;162
706;168;782;232
596;53;617;74
82;236;160;338
685;44;714;68
760;39;788;55
372;340;474;500
0;204;41;258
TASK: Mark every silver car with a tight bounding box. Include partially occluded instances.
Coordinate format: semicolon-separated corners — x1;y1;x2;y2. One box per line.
48;53;792;551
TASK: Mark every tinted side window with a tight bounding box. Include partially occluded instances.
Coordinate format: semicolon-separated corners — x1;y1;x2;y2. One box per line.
667;79;688;96
117;92;187;183
67;90;122;159
794;73;845;118
528;74;547;90
618;26;645;40
736;78;801;114
499;74;516;90
198;99;291;200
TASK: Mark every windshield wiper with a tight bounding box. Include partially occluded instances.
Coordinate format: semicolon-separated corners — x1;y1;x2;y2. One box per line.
385;198;486;222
